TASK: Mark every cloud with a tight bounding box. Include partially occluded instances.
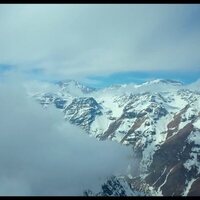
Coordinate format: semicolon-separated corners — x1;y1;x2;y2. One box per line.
0;79;133;195
0;4;200;80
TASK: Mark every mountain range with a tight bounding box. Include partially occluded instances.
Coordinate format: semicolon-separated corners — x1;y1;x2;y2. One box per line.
30;78;200;196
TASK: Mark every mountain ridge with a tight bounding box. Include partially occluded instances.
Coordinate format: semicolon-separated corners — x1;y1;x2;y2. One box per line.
31;78;200;196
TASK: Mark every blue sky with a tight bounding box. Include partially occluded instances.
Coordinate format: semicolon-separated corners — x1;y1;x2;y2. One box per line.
0;64;13;72
1;64;199;88
85;70;200;88
0;5;200;87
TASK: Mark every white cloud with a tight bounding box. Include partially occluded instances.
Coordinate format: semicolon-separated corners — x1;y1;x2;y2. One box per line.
0;4;199;79
0;79;133;195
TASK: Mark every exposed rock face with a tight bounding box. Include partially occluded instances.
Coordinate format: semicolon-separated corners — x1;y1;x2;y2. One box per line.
32;79;200;196
145;123;195;195
83;176;144;196
64;97;102;132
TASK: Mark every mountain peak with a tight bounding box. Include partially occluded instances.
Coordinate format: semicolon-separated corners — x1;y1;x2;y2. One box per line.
56;79;79;86
56;79;96;95
142;79;183;86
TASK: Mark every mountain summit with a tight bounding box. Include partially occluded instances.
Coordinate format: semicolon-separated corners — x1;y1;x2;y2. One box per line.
56;79;96;96
32;78;200;196
142;79;183;85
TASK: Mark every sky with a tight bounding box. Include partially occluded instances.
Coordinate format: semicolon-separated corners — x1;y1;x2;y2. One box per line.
0;4;200;86
0;5;200;195
0;79;134;195
85;70;200;88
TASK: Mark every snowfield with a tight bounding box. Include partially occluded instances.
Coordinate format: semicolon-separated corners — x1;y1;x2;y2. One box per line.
31;79;200;196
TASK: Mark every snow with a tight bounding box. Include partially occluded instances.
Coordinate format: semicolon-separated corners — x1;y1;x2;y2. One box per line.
184;107;196;119
30;78;200;196
140;142;157;173
60;82;85;96
157;166;175;196
90;113;111;137
187;79;200;91
184;131;200;174
117;177;141;196
184;149;200;174
193;119;200;129
187;130;200;146
140;115;170;172
113;118;136;143
155;115;171;139
96;95;124;118
92;79;183;98
152;166;167;186
182;178;196;196
133;80;182;93
179;120;189;130
168;93;188;110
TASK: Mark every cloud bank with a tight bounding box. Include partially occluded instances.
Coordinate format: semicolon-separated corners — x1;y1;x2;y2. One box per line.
0;81;133;195
0;4;200;80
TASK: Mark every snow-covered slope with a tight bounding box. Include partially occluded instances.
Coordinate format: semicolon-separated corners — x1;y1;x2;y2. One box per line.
187;79;200;92
92;79;183;97
57;80;96;96
31;79;200;196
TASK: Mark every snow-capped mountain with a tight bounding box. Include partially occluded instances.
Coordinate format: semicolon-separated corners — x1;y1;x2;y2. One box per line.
32;80;96;108
31;78;200;196
187;79;200;92
92;79;183;97
83;176;145;196
56;80;96;96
